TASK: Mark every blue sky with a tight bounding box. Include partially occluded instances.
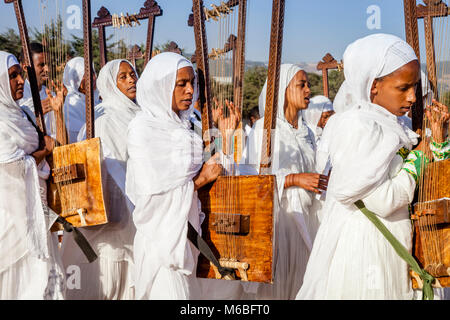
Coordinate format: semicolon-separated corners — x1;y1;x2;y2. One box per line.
0;0;444;64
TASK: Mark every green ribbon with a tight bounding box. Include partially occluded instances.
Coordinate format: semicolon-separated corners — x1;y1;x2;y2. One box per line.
354;200;435;300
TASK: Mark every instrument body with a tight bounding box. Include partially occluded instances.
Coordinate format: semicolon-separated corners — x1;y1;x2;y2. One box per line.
191;0;285;283
51;137;108;228
403;0;450;289
197;175;277;283
412;159;450;288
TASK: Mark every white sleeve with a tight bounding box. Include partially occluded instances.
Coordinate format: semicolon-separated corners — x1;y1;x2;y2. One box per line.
362;169;415;218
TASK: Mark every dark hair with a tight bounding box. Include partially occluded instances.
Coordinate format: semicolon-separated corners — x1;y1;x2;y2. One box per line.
249;106;260;119
19;42;44;63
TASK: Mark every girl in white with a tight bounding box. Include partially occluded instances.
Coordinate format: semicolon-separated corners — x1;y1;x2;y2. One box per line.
240;64;327;299
62;59;139;300
0;51;65;299
297;33;446;300
126;52;239;299
303;95;334;146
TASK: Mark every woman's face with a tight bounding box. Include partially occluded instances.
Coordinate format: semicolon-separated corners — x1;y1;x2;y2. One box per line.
116;62;138;100
370;60;420;116
8;64;25;101
172;66;195;116
317;110;335;129
285;70;311;111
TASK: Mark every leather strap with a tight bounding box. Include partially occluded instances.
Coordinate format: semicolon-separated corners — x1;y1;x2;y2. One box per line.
57;215;98;263
187;222;233;278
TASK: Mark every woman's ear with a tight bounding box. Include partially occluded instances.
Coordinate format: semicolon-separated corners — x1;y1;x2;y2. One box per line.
370;79;379;101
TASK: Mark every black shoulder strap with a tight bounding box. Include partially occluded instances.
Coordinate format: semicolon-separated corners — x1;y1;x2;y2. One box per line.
187;222;233;278
22;108;45;150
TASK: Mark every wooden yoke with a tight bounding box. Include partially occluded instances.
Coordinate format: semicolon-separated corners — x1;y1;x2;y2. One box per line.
259;0;285;175
5;0;46;136
316;53;343;98
92;0;162;68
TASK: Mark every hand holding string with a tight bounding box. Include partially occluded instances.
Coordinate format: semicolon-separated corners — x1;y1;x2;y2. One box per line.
425;99;449;144
214;98;241;155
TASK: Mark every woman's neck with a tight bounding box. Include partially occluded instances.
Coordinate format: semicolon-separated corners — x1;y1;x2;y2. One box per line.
284;103;299;128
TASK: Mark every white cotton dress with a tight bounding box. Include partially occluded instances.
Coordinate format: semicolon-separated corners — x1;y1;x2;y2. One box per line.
0;51;65;300
62;59;139;300
239;64;318;300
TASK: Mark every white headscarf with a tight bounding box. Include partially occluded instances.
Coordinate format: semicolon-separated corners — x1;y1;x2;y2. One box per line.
258;64;307;122
87;59;140;161
0;51;49;260
241;63;316;251
321;33;420;205
0;51;39;161
63;57;86;143
248;64;315;172
333;34;418;114
126;52;202;202
63;57;100;143
303;95;334;142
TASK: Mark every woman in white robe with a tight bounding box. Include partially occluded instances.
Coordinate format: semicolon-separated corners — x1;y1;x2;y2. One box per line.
126;52;236;300
62;59;139;300
62;57;99;143
303;95;334;146
240;64;327;300
0;51;65;300
296;33;445;300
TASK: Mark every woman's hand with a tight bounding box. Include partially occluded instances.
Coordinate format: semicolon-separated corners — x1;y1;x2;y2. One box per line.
214;98;241;155
193;153;223;191
284;173;329;194
45;80;66;114
425;99;449;144
31;135;55;165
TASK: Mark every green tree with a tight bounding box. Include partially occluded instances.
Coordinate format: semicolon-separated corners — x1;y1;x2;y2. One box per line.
242;65;267;119
70;29;116;73
328;69;345;101
307;70;345;101
0;28;22;58
307;72;323;98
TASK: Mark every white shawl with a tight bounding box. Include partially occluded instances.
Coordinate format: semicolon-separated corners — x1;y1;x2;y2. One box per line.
126;52;202;201
0;51;49;269
126;52;203;298
63;59;140;264
241;64;316;250
321;33;419;206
